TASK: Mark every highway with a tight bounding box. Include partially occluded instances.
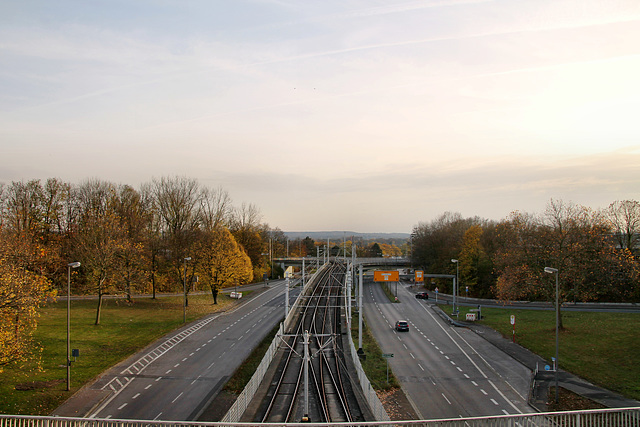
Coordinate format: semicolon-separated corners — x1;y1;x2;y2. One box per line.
362;281;536;419
86;280;299;421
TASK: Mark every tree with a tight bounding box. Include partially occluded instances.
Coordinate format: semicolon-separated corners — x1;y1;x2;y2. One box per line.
368;243;383;257
302;236;315;256
0;234;55;372
145;176;202;303
230;203;267;280
606;200;640;255
198;227;253;303
458;225;483;294
3;180;44;234
112;185;148;302
199;186;232;231
494;200;640;328
73;179;124;325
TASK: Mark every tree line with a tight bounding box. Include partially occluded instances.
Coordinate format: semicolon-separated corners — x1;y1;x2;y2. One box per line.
0;176;283;369
411;199;640;324
0;175;406;370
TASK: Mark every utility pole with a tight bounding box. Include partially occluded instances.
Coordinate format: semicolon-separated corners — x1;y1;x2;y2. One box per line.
358;264;363;351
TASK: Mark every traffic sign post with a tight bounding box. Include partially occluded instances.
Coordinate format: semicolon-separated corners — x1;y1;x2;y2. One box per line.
510;315;516;342
382;353;394;383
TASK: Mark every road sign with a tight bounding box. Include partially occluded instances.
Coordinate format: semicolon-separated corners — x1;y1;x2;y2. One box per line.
381;353;394;358
374;271;400;282
415;270;424;282
510;315;515;325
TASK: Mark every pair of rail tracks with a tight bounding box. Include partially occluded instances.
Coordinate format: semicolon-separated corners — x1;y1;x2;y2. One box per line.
256;262;364;423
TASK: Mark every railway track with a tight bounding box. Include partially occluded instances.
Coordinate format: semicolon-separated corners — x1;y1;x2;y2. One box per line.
255;262;364;423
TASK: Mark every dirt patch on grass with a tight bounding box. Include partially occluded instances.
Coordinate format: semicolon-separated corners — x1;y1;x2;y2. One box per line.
15;380;64;391
377;387;419;420
547;387;607;412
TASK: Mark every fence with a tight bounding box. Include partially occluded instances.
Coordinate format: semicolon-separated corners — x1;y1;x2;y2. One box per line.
3;407;640;427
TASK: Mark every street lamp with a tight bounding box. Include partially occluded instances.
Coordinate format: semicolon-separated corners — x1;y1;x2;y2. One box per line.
451;259;459;316
544;266;560;404
183;257;191;323
66;261;81;391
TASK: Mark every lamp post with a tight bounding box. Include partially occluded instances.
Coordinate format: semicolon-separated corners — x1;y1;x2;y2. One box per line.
66;261;81;391
183;257;191;323
544;266;560;404
451;259;459;315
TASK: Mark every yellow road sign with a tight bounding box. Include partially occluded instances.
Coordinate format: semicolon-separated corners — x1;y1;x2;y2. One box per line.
374;271;400;282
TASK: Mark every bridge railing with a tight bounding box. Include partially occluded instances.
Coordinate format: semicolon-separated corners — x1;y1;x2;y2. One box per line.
3;407;640;427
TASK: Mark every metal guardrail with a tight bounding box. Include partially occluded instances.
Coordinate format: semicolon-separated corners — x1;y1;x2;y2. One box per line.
3;407;640;426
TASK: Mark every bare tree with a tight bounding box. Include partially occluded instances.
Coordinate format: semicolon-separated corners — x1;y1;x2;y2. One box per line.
146;176;202;304
606;200;640;254
73;179;123;325
199;186;232;231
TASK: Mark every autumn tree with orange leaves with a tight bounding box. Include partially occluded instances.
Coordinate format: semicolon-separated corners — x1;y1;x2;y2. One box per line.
197;227;253;304
494;200;640;328
0;232;56;372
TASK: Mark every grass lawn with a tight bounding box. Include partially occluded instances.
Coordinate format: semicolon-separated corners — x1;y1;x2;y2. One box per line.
442;305;640;401
0;293;238;415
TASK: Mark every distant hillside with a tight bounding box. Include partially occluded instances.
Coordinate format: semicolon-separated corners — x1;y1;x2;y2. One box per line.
284;231;410;241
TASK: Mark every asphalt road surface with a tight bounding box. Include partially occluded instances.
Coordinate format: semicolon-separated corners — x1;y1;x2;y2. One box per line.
86;280;299;421
362;281;536;420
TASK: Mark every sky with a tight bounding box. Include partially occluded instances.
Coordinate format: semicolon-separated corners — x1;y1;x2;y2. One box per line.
1;0;639;233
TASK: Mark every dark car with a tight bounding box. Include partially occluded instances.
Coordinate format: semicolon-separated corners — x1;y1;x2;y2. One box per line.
415;292;429;299
395;320;409;332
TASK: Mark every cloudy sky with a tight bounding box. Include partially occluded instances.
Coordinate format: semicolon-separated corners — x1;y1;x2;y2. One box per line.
1;0;639;233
